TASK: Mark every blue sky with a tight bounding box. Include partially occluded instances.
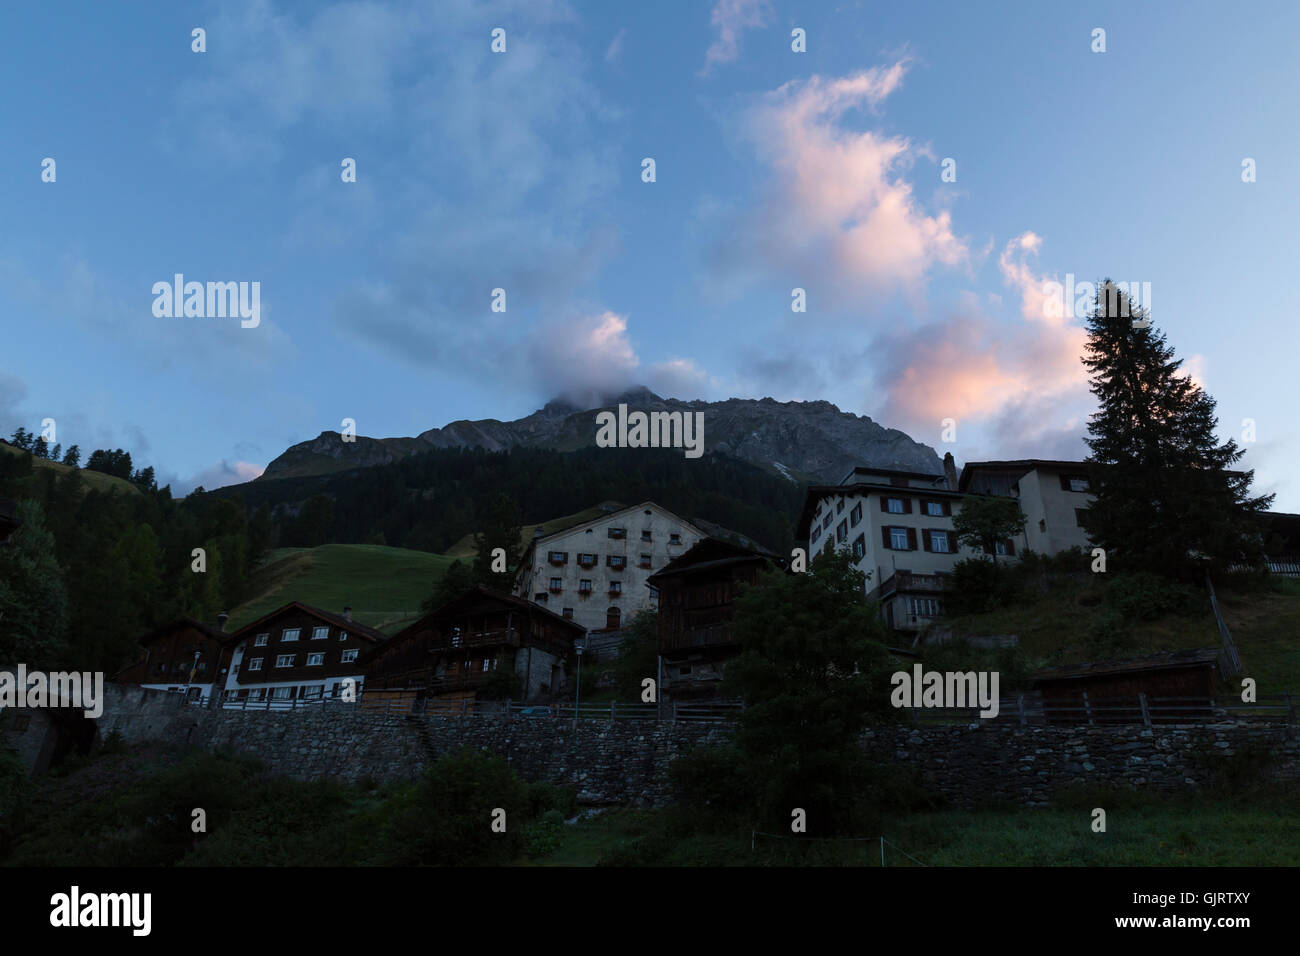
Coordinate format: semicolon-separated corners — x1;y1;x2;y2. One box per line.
2;0;1297;509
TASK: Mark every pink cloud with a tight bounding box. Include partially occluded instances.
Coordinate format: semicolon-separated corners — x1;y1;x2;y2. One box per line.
702;0;772;72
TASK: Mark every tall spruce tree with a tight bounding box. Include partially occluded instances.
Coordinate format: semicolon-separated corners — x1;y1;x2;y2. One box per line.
1081;280;1272;578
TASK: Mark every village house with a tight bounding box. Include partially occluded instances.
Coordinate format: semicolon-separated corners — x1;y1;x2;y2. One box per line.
647;537;782;699
221;603;385;706
359;585;585;707
512;501;708;645
958;459;1096;556
112;615;233;700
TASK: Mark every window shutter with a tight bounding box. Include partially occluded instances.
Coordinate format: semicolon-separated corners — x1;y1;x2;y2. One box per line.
903;498;913;514
1005;538;1016;556
906;528;917;550
942;500;952;517
881;526;891;549
880;496;889;512
1059;473;1071;491
921;530;932;552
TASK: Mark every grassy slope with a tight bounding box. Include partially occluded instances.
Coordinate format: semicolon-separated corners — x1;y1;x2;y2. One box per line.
444;505;613;558
942;574;1300;690
0;442;140;496
228;544;455;635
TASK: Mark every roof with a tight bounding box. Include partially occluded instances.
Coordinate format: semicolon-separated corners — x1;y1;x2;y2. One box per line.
526;500;704;547
360;584;584;665
224;601;389;647
957;459;1090;492
839;465;947;485
1032;647;1221;683
647;536;779;584
795;480;963;540
135;616;228;646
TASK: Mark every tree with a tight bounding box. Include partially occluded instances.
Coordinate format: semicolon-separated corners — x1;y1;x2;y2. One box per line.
718;549;895;834
613;609;659;699
1081;280;1273;577
952;494;1027;565
422;559;476;613
0;499;70;665
48;443;61;463
472;492;522;585
32;437;49;459
61;445;80;467
8;428;32;452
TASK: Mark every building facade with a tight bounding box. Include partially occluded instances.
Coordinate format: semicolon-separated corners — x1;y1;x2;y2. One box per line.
959;459;1096;556
113;616;232;700
222;603;385;706
513;501;706;636
360;586;584;705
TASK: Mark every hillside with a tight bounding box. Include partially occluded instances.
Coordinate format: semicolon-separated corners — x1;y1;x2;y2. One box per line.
259;386;943;485
444;504;613;558
0;442;140;496
935;575;1300;692
228;544;456;635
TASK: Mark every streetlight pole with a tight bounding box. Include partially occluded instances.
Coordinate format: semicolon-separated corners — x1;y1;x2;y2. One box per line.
573;637;586;729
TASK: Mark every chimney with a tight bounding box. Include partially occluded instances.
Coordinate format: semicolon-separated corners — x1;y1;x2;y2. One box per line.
342;606;352;622
217;611;229;632
943;452;958;491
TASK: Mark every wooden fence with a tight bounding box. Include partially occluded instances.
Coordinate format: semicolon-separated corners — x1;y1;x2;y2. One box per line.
907;692;1297;726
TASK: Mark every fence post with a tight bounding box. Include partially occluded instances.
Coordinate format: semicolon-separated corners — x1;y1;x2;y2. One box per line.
461;698;468;717
1017;694;1026;727
610;699;617;720
1138;692;1151;728
505;698;512;719
1286;693;1295;726
1082;691;1093;726
672;699;679;723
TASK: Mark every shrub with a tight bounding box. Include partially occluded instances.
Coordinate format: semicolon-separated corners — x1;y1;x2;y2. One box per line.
1104;571;1200;621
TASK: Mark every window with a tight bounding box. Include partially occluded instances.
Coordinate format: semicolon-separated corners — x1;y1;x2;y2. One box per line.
312;626;329;640
886;497;905;514
928;530;951;553
281;628;300;642
925;500;947;517
549;551;569;565
549;577;563;592
341;649;358;663
275;654;296;668
608;527;626;539
307;652;325;667
850;503;862;527
272;687;293;700
247;658;263;671
535;592;548;602
451;626;462;647
889;527;909;550
669;533;681;544
248;688;266;702
836;519;848;543
992;539;1017;556
822;514;832;530
639;553;652;568
339;631;348;641
578;553;597;567
253;633;269;647
607;555;626;570
909;597;945;618
300;685;323;700
579;579;593;594
606;607;622;629
1060;474;1091;492
609;581;622;595
562;608;574;620
641;529;652;541
836;499;845;514
811;525;820;544
852;534;866;559
482;659;492;672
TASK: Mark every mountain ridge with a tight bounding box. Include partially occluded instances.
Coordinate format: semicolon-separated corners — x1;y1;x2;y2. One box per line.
259;388;943;484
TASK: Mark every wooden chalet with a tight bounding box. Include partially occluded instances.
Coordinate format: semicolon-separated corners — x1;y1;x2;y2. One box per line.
647;537;781;699
1032;647;1222;723
223;602;387;704
359;585;585;707
113;616;233;698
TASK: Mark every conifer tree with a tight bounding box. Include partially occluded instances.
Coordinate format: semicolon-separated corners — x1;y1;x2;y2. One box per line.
1081;280;1272;578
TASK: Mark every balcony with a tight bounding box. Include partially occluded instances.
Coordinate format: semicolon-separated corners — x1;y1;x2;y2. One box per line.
662;623;735;652
440;627;521;649
878;571;952;596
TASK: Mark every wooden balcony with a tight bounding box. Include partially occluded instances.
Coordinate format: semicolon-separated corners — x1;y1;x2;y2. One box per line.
879;571;952;595
440;627;521;650
661;623;736;652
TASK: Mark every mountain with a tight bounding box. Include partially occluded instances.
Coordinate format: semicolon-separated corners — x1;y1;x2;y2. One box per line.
260;388;943;484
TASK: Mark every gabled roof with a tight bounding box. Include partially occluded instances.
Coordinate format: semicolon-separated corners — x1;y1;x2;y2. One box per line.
838;465;947;485
135;616;227;647
359;584;584;665
647;537;779;584
1032;646;1220;683
527;500;704;547
224;601;388;647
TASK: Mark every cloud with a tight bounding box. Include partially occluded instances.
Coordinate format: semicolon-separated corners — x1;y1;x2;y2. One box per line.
173;459;266;496
711;63;968;306
702;0;773;72
605;27;626;63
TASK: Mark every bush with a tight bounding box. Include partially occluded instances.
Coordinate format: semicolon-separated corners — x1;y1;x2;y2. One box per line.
1104;571;1200;621
948;558;1020;614
527;781;577;819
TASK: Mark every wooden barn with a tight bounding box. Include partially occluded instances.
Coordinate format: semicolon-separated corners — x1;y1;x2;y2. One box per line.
359;586;585;708
1032;647;1222;723
112;616;233;699
647;537;781;699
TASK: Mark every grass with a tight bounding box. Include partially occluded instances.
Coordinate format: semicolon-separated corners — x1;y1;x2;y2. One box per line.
528;801;1300;866
228;543;456;634
0;442;140;496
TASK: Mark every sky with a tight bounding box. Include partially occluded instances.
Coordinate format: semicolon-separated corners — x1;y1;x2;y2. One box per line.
2;0;1297;509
